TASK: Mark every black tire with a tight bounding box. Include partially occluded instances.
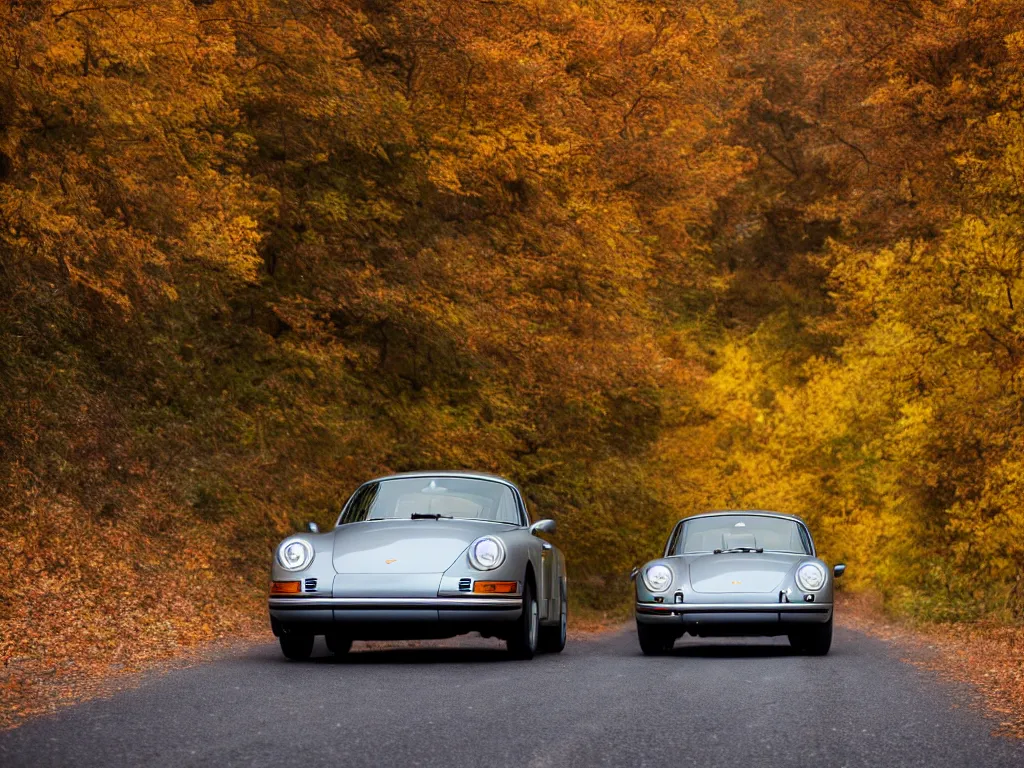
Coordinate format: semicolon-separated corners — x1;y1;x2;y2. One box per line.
279;632;314;661
637;622;674;656
539;581;567;654
789;616;833;656
507;578;540;660
325;633;352;656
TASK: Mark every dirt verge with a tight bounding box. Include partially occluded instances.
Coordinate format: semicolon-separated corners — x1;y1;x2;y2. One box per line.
838;592;1024;739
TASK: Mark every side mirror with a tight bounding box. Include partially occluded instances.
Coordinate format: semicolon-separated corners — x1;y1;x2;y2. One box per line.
306;522;320;534
630;566;639;582
529;519;557;535
833;563;846;578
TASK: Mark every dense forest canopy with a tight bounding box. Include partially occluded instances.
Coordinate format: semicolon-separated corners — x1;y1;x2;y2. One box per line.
4;0;1024;664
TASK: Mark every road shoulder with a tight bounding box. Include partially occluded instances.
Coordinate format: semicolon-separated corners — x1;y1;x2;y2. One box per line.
838;593;1024;739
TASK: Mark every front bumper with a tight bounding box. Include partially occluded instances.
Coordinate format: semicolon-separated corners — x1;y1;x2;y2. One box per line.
268;595;524;634
635;601;832;625
269;596;522;611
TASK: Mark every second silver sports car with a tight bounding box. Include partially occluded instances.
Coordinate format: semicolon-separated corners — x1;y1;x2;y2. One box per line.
633;510;845;655
268;472;567;660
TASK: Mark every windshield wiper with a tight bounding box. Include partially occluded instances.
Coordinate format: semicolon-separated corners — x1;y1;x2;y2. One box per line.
713;547;764;554
410;513;453;520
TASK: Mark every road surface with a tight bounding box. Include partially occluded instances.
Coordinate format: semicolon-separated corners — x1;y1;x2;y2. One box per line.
3;625;1023;767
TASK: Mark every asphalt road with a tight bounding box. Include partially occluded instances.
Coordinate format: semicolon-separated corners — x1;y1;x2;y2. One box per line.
3;626;1023;768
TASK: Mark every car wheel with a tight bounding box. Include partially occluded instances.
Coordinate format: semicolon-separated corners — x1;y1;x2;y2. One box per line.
539;584;567;654
636;622;674;656
507;578;539;660
789;616;833;656
279;631;314;661
325;633;352;656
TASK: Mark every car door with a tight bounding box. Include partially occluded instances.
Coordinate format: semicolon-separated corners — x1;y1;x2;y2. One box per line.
538;537;559;621
516;488;556;621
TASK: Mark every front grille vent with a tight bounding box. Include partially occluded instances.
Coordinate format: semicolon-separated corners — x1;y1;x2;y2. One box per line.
304;578;318;592
458;578;472;592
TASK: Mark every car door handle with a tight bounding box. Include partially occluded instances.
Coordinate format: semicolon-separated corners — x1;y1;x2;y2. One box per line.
541;542;552;551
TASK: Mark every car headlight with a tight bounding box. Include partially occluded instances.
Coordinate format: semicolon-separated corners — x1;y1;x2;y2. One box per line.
468;536;506;570
643;564;673;592
796;562;826;592
277;538;314;572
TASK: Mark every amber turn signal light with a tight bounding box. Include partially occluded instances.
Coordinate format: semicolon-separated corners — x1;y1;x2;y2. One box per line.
271;581;301;594
473;581;517;594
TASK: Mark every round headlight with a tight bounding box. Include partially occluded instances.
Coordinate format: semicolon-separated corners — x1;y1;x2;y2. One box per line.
277;538;314;572
796;562;826;592
468;536;506;570
644;564;673;593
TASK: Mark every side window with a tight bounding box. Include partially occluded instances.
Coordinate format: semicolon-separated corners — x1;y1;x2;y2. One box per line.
666;522;683;556
514;490;529;526
340;483;380;524
494;488;521;524
798;525;814;555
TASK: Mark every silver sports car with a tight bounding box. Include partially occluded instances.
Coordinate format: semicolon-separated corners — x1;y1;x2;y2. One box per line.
633;510;845;655
268;471;567;660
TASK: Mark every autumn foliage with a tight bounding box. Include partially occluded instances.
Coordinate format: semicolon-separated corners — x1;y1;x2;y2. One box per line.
3;0;1024;710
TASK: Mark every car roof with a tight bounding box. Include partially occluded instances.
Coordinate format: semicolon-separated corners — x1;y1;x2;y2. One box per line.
677;509;807;525
360;471;520;489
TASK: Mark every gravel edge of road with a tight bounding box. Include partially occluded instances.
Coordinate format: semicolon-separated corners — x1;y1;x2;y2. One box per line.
0;629;270;732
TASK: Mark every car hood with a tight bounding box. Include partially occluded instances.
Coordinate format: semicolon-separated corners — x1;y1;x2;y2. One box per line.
331;519;509;574
687;553;803;594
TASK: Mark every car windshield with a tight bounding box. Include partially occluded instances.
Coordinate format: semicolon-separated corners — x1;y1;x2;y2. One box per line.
339;477;523;525
675;514;811;555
